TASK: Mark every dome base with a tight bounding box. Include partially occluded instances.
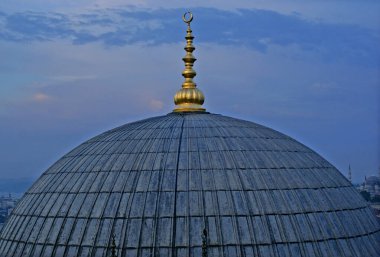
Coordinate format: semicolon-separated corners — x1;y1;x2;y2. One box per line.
173;102;205;112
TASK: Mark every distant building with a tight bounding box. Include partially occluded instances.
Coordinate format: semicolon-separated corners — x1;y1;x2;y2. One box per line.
371;204;380;219
359;168;380;198
0;194;18;231
0;194;18;214
361;176;380;197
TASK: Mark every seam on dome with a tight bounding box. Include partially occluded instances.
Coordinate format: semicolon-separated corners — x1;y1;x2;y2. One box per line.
25;184;354;193
2;228;379;248
84;136;290;143
8;204;371;218
63;149;315;159
43;166;337;175
171;114;185;257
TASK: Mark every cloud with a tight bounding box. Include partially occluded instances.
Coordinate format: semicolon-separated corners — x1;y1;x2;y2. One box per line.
32;92;51;102
1;1;379;30
310;82;340;94
149;99;164;111
0;6;378;181
48;75;98;82
0;8;378;67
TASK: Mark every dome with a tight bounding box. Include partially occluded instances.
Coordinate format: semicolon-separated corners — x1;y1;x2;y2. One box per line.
0;112;379;257
366;176;380;186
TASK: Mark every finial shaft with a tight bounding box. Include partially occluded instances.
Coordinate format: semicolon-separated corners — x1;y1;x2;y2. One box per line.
173;12;205;112
348;164;352;183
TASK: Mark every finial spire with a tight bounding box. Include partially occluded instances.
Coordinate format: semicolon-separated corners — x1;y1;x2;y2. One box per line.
173;12;206;112
348;164;352;183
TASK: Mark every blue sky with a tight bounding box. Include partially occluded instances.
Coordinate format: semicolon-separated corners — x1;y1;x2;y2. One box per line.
0;1;379;184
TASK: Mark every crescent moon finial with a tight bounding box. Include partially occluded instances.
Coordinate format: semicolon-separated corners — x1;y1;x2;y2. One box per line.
182;11;193;24
174;11;206;112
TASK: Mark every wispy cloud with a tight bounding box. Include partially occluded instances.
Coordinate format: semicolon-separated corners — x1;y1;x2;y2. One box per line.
48;75;98;82
149;99;164;111
32;92;51;102
0;5;378;181
310;82;340;93
0;8;378;66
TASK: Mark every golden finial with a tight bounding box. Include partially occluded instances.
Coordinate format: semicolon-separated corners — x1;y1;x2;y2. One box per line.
173;12;206;112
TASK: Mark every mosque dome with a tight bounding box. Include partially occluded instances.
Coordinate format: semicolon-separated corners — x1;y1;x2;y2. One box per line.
366;176;380;186
0;12;379;257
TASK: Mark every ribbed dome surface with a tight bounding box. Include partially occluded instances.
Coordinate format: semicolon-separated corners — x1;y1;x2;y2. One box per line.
0;113;379;257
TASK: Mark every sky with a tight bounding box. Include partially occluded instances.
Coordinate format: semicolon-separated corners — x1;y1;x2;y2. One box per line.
0;1;379;185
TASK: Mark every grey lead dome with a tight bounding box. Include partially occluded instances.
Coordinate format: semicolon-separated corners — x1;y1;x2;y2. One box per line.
0;113;379;257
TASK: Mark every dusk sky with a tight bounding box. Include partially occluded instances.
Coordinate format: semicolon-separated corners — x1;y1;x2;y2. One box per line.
0;1;379;185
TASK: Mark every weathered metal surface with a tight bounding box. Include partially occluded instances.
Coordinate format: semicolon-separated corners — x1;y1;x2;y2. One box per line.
0;113;379;257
